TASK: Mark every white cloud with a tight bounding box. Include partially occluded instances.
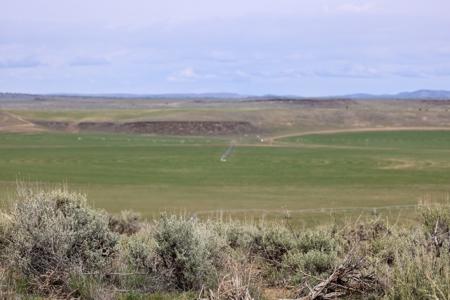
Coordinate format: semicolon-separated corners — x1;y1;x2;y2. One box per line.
0;56;45;69
236;70;250;77
316;63;379;78
279;69;309;78
384;65;431;78
167;67;217;82
1;1;450;94
179;67;198;79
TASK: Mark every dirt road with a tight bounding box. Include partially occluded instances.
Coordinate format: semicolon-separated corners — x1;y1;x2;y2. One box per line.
0;111;46;133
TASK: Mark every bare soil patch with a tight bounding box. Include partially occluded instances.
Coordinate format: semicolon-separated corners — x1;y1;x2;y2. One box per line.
378;159;417;170
0;111;46;133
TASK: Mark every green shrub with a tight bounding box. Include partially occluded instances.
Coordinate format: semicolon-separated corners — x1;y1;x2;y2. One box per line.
279;226;344;287
282;249;338;285
385;241;450;300
116;217;230;293
297;227;344;254
0;211;12;250
5;187;118;297
221;219;258;251
119;230;158;273
251;222;296;265
418;199;450;235
152;213;214;291
5;189;450;299
195;219;229;269
338;217;394;268
381;202;450;299
115;227;166;293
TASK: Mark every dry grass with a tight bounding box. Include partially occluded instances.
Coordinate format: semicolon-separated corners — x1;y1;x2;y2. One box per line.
3;97;450;136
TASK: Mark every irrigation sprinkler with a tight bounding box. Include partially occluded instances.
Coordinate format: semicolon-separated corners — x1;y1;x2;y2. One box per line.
220;142;234;162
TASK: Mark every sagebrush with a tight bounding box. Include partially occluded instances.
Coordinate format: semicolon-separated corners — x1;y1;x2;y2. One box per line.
1;185;450;300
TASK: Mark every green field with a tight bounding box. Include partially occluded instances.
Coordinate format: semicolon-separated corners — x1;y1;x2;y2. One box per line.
1;130;450;226
279;130;450;150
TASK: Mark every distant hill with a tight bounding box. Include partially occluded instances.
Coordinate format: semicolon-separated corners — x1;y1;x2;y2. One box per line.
44;92;248;99
46;90;450;99
342;90;450;99
395;90;450;99
2;89;450;99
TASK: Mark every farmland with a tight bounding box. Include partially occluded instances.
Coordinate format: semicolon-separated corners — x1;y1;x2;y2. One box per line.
1;96;450;225
1;127;449;225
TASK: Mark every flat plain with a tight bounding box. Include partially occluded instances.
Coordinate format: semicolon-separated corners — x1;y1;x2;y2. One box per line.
1;95;450;226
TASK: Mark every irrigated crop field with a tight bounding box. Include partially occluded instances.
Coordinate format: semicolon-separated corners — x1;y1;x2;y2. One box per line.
1;96;450;225
1;126;449;226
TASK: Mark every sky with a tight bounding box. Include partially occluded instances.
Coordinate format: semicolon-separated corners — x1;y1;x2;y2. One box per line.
1;0;449;96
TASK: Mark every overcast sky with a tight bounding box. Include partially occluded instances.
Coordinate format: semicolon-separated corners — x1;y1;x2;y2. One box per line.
1;0;449;96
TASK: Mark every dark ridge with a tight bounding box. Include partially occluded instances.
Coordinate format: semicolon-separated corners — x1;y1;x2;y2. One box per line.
420;100;450;105
244;98;357;108
34;121;261;136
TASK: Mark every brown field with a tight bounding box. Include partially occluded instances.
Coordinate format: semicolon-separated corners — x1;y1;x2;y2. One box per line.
2;95;450;137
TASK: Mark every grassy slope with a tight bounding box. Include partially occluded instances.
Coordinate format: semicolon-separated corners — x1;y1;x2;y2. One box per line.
1;131;449;225
7;109;198;121
7;108;262;122
9;106;450;135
